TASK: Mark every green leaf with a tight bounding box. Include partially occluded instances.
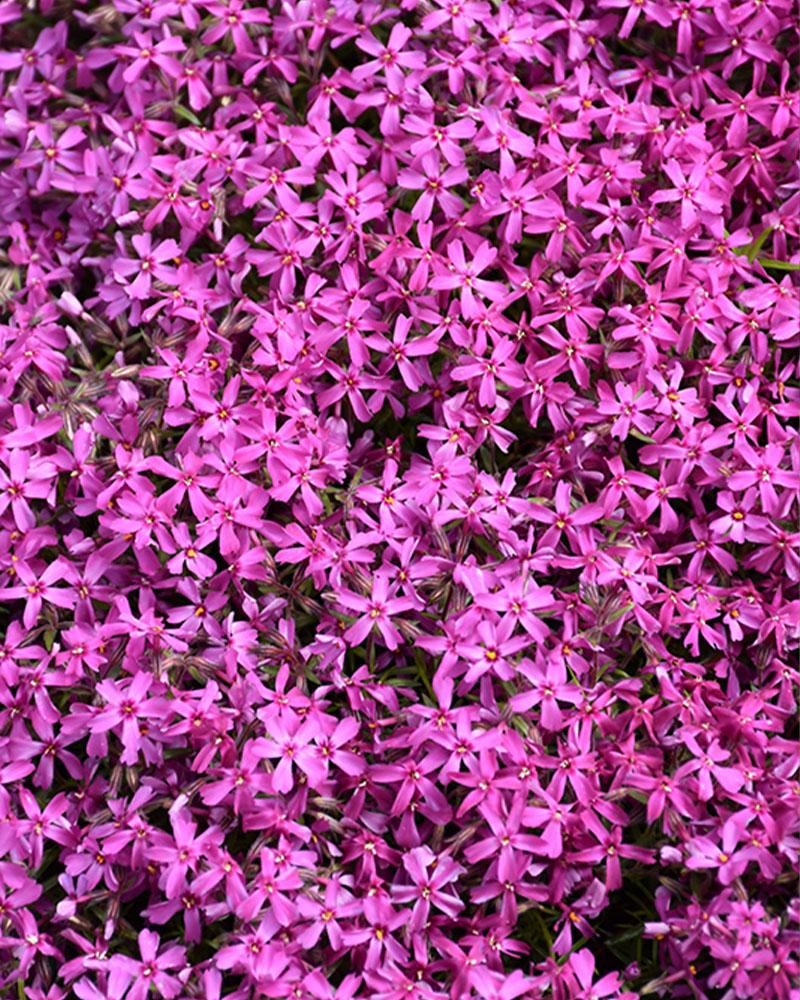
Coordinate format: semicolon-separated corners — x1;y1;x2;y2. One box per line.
413;650;435;701
607;602;634;623
173;104;202;127
757;258;800;271
746;225;772;262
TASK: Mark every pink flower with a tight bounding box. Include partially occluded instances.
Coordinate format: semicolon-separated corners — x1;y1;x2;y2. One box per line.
337;573;414;651
353;24;426;89
107;930;185;1000
430;239;506;318
92;674;170;765
117;32;184;84
392;846;464;931
112;234;180;300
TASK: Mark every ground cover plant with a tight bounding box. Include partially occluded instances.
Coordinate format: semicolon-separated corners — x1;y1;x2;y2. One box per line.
0;0;798;996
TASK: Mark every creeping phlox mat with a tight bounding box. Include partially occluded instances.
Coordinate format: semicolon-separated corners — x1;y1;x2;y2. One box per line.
0;1;798;998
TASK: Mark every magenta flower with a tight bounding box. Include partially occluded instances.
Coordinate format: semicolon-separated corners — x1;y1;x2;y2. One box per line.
430;240;506;318
511;654;581;731
112;234;180;300
596;381;657;440
107;930;185;1000
392;846;464;931
117;32;184;84
0;560;74;628
529;482;604;549
403;114;476;167
353;24;426;89
371;756;452;825
0;449;55;530
337;573;414;651
451;336;524;407
201;0;271;50
17;123;84;193
92;674;170;765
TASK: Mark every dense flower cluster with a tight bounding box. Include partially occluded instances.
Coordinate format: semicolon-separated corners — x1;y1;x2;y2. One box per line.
0;0;798;997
